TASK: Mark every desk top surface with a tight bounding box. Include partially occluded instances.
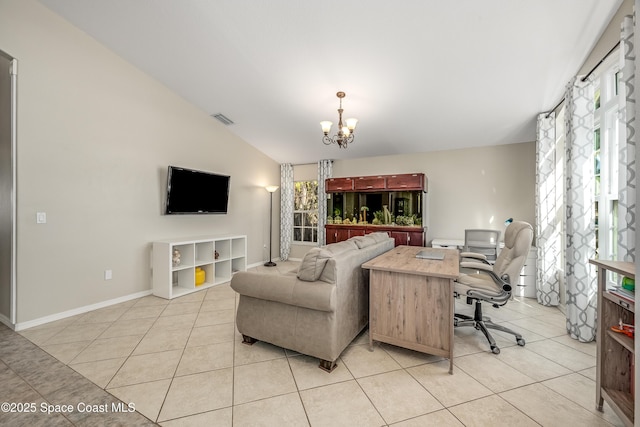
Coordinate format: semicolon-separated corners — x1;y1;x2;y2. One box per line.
588;259;635;278
362;246;459;279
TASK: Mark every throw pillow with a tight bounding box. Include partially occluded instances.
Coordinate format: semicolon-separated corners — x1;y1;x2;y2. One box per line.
352;235;377;249
297;248;333;281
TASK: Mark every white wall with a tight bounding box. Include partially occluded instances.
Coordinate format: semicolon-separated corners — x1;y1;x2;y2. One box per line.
0;0;280;324
332;142;536;243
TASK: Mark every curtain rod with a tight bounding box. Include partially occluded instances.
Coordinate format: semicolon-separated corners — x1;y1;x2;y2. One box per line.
581;40;620;82
545;41;621;118
292;160;333;166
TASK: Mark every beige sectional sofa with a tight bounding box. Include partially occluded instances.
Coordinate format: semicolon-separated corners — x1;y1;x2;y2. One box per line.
230;232;394;371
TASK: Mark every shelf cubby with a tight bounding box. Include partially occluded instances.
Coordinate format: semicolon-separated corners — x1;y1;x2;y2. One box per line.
215;259;232;284
215;239;231;261
171;243;194;270
195;241;214;264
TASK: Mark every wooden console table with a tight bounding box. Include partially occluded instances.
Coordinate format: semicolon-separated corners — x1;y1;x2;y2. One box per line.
362;246;459;373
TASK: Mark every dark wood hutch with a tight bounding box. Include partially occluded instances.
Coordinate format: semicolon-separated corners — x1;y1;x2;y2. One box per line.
325;173;427;247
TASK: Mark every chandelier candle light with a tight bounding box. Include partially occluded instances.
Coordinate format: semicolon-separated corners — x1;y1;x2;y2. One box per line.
321;91;358;148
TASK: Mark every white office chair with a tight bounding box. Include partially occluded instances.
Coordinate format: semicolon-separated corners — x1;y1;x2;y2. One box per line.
454;221;533;354
463;229;501;263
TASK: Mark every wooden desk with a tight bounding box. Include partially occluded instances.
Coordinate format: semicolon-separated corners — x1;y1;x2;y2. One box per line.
362;246;459;373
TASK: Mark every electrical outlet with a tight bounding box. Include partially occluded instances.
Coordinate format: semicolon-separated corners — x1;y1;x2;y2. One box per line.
36;212;47;224
104;270;112;280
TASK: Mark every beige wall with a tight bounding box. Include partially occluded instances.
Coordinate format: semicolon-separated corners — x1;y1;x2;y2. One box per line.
578;0;632;76
331;142;536;244
0;0;280;324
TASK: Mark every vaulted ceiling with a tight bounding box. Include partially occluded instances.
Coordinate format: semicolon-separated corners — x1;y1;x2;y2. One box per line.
38;0;623;164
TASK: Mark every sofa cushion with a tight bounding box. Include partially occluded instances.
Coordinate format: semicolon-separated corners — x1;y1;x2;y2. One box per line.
368;232;391;243
297;248;333;281
324;240;358;255
351;235;377;249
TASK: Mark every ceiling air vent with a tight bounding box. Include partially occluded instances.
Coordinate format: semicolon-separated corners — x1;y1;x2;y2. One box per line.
212;113;234;125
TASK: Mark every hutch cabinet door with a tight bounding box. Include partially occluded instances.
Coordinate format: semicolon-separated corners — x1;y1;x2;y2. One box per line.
390;231;409;246
348;227;366;238
326;178;354;192
336;228;350;242
325;226;339;244
407;230;425;246
354;176;386;191
386;173;424;191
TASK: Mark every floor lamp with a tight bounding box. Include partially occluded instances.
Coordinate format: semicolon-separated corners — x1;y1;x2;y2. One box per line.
264;185;279;267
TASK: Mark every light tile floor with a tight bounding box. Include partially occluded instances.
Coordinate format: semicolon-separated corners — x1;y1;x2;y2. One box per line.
2;260;625;426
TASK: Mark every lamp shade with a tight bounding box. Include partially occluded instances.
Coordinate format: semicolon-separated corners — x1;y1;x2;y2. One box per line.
320;121;333;134
265;185;279;193
345;118;358;131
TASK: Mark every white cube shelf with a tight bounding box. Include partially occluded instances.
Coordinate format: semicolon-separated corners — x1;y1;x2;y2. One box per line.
152;234;246;299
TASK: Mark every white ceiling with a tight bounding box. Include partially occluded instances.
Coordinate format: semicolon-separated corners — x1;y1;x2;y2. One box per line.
38;0;622;164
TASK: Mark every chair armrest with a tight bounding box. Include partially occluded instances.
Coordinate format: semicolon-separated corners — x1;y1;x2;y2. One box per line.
460;252;488;262
459;261;512;292
460;252;489;264
460;261;493;272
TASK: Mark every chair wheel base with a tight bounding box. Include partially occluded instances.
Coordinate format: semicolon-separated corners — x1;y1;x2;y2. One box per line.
455;300;525;355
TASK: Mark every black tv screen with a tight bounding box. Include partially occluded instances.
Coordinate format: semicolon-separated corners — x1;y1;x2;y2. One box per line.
165;166;230;214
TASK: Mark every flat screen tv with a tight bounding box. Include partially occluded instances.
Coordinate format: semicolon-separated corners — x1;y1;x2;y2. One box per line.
165;166;230;214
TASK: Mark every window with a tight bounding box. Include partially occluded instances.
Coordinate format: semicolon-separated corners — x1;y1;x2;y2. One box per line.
593;57;621;265
293;180;318;244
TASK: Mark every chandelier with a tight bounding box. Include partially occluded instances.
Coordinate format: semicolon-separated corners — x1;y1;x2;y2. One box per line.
320;91;358;148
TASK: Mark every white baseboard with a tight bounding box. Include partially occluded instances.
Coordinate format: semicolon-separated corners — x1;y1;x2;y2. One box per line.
246;261;263;269
14;289;153;331
0;313;14;330
246;257;291;269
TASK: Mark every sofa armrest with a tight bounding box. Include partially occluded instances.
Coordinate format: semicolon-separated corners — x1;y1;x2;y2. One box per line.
231;272;335;312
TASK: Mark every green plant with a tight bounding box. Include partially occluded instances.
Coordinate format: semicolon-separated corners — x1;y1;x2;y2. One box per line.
396;215;414;226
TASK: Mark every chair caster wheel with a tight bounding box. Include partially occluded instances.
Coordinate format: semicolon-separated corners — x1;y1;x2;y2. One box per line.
491;346;500;354
517;338;525;346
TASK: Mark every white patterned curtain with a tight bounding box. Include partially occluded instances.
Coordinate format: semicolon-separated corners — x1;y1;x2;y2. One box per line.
535;113;561;306
564;76;597;342
280;163;294;261
317;159;332;246
618;15;637;263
